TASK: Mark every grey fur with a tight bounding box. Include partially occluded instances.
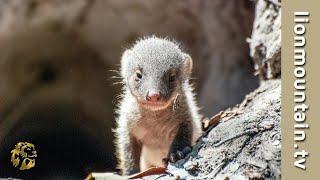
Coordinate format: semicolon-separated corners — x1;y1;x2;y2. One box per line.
114;36;202;175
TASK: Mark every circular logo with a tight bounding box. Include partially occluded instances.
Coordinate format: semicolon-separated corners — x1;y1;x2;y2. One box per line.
10;142;37;170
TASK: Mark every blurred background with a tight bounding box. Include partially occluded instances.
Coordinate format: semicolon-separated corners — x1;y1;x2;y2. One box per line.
0;0;258;179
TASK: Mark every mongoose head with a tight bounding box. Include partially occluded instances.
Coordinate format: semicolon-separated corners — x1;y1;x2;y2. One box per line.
121;37;193;111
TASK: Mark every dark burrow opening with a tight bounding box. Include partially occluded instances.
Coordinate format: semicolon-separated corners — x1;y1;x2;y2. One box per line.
0;105;116;179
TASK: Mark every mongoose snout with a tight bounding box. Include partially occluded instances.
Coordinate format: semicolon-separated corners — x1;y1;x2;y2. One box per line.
146;91;161;102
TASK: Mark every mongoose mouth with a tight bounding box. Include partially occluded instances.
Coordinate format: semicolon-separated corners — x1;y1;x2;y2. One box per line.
139;98;174;111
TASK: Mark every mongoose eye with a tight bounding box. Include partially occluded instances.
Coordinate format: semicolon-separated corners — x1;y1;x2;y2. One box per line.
169;74;175;82
136;70;142;79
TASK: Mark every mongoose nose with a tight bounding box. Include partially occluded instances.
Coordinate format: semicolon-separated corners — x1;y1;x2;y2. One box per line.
146;92;161;102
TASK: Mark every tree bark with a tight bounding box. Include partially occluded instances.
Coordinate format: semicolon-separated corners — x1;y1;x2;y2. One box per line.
250;0;281;80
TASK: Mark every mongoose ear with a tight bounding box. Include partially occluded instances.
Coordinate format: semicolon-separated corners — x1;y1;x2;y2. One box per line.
182;53;193;78
120;49;132;78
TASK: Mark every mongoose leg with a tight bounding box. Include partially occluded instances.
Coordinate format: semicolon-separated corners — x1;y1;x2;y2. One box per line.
166;121;193;164
117;133;141;175
139;147;152;171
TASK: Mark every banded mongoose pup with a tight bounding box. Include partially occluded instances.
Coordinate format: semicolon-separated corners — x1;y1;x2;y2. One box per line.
115;37;202;175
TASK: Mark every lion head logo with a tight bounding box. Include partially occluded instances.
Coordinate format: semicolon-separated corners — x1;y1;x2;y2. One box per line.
11;142;37;170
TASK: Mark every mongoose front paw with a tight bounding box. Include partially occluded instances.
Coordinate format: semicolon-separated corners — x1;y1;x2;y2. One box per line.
162;146;192;166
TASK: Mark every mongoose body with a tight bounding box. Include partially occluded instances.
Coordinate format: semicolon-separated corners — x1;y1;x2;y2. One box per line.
115;37;202;175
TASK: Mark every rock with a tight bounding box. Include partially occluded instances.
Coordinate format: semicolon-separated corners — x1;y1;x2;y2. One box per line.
249;0;281;80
